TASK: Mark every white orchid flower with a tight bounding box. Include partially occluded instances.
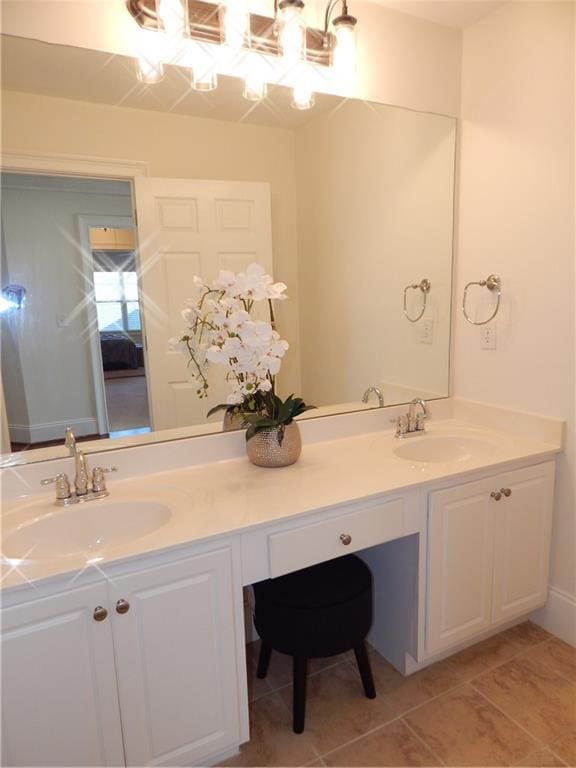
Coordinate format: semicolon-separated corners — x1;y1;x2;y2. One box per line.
259;355;282;375
215;269;237;291
239;320;274;347
267;282;288;300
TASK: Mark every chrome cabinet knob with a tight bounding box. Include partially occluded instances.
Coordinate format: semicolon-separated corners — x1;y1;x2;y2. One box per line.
116;599;130;615
501;487;512;497
93;606;108;622
340;533;352;546
491;491;502;501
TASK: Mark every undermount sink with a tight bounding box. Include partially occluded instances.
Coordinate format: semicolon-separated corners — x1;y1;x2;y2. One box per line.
3;500;172;560
393;434;497;464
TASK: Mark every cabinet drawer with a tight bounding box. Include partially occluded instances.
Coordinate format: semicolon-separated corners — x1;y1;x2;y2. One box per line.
269;498;405;578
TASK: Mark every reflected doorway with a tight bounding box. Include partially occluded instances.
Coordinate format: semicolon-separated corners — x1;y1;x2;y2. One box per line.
89;226;151;439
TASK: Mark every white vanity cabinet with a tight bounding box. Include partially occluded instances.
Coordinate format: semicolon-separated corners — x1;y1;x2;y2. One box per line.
425;461;555;655
109;548;247;767
1;543;248;768
1;582;125;767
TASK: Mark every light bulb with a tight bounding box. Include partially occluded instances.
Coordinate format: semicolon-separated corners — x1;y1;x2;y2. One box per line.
192;67;218;91
243;74;267;101
158;0;186;39
243;55;268;101
332;14;357;79
135;30;165;84
137;55;165;84
224;0;249;54
278;0;306;68
291;79;314;110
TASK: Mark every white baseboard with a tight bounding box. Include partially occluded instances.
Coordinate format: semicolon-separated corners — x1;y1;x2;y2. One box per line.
532;586;576;646
9;417;99;444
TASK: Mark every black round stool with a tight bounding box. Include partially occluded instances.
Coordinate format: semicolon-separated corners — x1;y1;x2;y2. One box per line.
253;554;376;734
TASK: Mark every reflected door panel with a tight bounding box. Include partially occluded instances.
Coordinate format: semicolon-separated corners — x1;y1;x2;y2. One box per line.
134;179;273;431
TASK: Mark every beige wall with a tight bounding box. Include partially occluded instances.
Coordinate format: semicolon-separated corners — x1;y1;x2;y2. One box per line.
1;91;302;397
455;3;575;610
1;0;462;116
296;100;455;407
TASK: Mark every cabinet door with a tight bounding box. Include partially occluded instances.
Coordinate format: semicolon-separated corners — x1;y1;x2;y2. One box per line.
492;462;555;624
426;477;495;654
109;548;246;767
1;583;124;767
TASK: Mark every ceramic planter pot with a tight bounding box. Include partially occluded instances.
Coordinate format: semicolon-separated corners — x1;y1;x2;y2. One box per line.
246;423;302;468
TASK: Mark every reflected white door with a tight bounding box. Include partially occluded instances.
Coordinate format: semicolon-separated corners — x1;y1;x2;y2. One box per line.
134;179;273;431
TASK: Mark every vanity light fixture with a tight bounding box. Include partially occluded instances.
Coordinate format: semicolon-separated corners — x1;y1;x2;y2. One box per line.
276;0;307;67
127;0;358;109
223;0;249;54
327;0;357;78
0;284;26;313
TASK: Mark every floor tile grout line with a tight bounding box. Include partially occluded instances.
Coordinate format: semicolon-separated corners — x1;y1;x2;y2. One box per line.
313;682;474;764
448;632;557;686
315;717;406;763
401;715;447;767
274;683;324;761
244;627;566;767
509;639;576;686
468;680;552;761
513;745;569;768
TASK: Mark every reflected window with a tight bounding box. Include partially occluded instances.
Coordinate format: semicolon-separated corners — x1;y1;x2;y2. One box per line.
94;271;141;332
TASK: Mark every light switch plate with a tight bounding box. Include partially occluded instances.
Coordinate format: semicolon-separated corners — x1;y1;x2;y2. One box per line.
420;319;434;345
480;322;497;350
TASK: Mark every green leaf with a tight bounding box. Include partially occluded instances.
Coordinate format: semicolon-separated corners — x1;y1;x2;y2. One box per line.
206;403;230;418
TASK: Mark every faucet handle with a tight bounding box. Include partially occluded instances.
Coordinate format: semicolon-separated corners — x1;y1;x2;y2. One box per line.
41;473;71;500
394;415;408;437
416;412;427;431
92;466;118;493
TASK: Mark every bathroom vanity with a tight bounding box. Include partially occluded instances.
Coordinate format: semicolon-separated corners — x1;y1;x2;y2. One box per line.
0;401;562;767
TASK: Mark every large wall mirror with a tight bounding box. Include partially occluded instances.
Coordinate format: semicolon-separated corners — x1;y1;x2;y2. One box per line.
0;36;456;464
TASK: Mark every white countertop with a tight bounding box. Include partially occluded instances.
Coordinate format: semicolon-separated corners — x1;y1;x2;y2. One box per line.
0;417;560;591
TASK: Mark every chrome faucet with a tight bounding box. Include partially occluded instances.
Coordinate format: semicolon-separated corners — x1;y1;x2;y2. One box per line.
64;427;90;494
362;386;384;407
41;430;118;506
64;426;77;456
394;398;431;438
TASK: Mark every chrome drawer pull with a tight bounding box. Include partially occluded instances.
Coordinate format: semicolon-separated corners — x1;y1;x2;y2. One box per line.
93;606;108;622
339;533;352;546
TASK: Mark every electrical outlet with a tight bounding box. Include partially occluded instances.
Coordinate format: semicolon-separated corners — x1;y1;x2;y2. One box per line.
480;322;497;350
420;319;434;345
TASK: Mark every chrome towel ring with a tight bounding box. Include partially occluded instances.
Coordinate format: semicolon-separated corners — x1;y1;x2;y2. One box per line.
462;274;502;325
403;279;431;323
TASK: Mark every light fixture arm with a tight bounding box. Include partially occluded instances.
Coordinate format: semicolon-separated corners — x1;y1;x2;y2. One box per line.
324;0;355;33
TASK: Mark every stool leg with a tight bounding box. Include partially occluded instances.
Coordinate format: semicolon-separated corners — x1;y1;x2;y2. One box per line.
257;642;272;679
354;642;376;699
292;656;308;734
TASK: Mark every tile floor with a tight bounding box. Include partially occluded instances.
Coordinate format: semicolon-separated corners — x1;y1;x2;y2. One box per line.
221;623;576;767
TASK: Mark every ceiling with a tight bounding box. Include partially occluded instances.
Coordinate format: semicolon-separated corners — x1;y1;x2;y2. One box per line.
0;35;344;131
368;0;506;29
